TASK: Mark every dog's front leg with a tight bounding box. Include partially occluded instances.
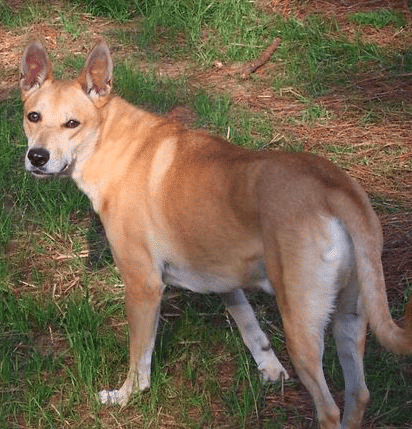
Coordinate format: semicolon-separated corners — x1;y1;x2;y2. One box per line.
220;289;289;382
99;267;164;406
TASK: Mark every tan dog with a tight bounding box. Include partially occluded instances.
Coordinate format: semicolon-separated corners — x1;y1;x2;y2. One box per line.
20;40;412;429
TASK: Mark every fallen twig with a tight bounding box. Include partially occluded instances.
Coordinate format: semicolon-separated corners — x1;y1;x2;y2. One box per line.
240;37;281;79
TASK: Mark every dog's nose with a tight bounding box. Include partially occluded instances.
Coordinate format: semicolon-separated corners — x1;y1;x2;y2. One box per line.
27;148;50;167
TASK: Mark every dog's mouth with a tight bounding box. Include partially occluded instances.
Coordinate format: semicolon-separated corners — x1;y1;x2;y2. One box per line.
30;163;72;178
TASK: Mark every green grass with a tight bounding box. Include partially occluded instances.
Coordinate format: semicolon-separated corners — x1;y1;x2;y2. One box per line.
272;17;388;97
349;8;406;29
114;62;186;113
1;1;411;428
133;0;272;59
74;0;133;21
0;0;47;27
193;93;274;149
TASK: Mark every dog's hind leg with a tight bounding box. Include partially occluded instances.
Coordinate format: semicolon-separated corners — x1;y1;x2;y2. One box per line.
266;218;354;428
220;289;289;382
281;298;341;429
332;272;369;429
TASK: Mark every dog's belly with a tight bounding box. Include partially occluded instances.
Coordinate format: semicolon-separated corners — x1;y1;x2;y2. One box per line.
161;259;274;294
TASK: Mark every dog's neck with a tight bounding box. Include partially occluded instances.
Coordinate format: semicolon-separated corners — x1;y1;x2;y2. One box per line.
71;96;164;213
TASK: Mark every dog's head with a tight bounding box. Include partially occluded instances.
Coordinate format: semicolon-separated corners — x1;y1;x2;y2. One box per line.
20;40;113;177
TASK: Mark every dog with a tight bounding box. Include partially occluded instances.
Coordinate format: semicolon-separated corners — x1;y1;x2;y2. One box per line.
20;39;412;429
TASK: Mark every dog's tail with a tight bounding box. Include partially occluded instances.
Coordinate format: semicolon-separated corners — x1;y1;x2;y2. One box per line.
337;185;412;355
354;240;412;355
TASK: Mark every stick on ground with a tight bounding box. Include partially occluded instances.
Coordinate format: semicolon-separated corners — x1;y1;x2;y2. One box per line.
241;37;281;80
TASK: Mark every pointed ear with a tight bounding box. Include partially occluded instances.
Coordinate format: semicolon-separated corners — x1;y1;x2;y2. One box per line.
78;40;113;101
20;40;53;99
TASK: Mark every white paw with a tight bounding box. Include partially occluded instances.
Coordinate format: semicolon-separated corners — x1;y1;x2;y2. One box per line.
260;365;289;382
258;354;289;382
256;349;289;382
99;389;128;406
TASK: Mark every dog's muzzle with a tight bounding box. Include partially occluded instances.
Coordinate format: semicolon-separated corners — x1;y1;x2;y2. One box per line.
26;147;71;177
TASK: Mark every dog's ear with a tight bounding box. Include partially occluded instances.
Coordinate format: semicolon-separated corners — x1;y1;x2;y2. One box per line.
20;41;53;99
78;40;113;102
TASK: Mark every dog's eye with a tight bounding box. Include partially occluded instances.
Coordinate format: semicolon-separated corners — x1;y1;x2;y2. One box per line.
65;119;80;129
27;112;41;123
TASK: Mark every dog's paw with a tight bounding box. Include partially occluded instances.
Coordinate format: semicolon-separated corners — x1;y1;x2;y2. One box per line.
99;389;128;406
259;362;289;383
255;347;289;383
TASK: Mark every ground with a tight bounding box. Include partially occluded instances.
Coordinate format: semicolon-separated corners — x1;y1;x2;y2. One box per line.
1;0;411;427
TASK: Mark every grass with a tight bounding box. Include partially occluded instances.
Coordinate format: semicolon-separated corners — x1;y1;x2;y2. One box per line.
115;62;186;113
349;8;406;29
1;1;412;427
